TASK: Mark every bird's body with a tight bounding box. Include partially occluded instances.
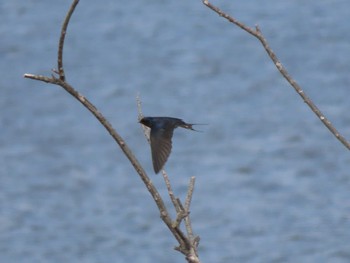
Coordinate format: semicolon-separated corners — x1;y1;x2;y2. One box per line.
139;116;197;174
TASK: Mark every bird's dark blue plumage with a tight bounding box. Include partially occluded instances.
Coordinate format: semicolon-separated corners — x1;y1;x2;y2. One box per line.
139;116;197;174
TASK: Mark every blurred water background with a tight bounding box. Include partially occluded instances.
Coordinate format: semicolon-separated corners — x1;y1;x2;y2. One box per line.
1;0;350;262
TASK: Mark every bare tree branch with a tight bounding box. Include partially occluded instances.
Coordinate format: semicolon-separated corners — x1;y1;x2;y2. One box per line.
57;0;79;81
162;170;183;214
24;2;201;262
184;177;196;241
203;0;350;150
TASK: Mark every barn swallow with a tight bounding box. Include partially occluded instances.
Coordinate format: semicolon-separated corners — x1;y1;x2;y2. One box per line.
139;116;197;174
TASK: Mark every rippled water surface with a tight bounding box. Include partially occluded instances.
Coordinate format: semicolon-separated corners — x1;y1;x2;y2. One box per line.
1;0;350;262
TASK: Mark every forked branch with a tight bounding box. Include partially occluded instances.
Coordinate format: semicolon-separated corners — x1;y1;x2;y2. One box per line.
24;1;200;262
203;0;350;150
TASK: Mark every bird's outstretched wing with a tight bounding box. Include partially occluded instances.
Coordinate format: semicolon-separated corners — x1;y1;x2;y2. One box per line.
150;127;174;173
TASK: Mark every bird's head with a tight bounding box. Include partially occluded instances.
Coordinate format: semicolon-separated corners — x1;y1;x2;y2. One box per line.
139;117;152;128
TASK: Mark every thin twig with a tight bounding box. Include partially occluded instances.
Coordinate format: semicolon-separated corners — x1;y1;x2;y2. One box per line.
57;0;79;81
184;177;196;242
203;0;350;150
136;94;151;143
162;170;182;215
23;74;58;84
136;93;144;121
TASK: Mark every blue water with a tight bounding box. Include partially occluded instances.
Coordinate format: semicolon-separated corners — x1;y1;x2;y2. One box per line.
1;0;350;262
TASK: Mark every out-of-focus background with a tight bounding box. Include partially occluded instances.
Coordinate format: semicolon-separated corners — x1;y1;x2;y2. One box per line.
1;0;350;262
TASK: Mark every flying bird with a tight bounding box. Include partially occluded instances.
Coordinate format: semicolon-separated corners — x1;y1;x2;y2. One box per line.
139;116;198;174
